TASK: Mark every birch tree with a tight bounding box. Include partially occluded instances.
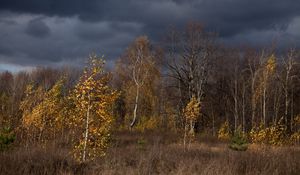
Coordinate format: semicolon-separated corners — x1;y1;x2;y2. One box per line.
183;95;201;148
20;78;66;142
166;23;216;131
168;23;216;102
71;54;118;162
115;36;157;128
280;49;298;129
246;50;263;127
262;55;276;126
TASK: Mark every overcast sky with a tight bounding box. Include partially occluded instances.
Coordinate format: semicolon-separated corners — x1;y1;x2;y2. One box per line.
0;0;300;72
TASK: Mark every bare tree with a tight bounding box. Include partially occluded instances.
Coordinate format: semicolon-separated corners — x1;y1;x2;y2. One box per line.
280;48;298;129
166;22;217;132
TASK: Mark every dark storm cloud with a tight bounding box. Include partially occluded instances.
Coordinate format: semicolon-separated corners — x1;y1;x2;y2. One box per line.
25;18;51;38
0;14;141;68
0;0;300;69
172;1;300;37
75;21;143;42
0;45;13;56
1;0;300;37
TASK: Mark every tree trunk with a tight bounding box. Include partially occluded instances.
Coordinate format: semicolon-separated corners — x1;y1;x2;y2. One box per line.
130;85;139;128
263;84;266;127
234;78;238;132
242;83;246;133
284;68;290;126
251;78;256;128
190;120;194;135
82;94;91;162
291;87;294;131
273;88;278;124
285;85;288;125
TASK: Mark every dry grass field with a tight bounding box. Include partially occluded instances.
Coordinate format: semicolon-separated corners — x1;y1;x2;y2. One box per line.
0;131;299;175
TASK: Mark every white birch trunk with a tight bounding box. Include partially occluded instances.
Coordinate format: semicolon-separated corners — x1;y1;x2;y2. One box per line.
82;94;90;162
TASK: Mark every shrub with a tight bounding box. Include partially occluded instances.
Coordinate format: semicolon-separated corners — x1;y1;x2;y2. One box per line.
229;127;248;151
249;124;266;144
218;121;231;140
290;132;300;145
0;127;15;151
268;124;286;145
250;122;286;146
290;115;300;145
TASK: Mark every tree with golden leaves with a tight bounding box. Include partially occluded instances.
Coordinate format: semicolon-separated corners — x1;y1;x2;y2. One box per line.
183;96;201;148
70;54;118;162
20;83;45;143
31;79;65;140
20;78;66;142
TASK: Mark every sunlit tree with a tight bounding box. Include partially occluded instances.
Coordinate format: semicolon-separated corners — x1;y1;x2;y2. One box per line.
30;78;65;140
20;83;45;142
19;78;66;142
183;96;201;148
70;54;118;162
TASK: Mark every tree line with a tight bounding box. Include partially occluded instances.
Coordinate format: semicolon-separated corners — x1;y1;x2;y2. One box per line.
0;22;300;161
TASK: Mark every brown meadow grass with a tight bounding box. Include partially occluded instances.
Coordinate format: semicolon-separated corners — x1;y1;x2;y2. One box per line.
0;131;299;175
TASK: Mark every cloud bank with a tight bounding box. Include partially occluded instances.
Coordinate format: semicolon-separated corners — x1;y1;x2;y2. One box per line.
0;0;300;70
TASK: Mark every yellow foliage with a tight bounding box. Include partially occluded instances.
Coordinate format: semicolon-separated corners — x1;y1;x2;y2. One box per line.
70;54;118;162
184;96;201;125
290;115;300;144
218;121;231;140
250;122;286;146
20;84;45;140
19;79;67;142
183;96;201;147
254;54;276;103
290;132;300;145
266;54;276;74
294;115;300;125
135;116;160;132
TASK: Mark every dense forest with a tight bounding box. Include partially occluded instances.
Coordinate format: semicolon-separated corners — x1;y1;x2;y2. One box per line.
0;23;300;174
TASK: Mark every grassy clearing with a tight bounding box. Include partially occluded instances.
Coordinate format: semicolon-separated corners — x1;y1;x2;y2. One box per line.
0;131;299;175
